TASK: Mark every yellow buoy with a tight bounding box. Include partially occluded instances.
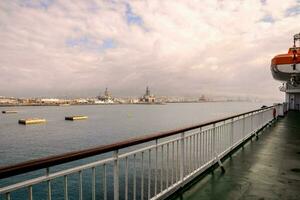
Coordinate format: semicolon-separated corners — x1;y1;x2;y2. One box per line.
65;115;88;121
18;118;46;125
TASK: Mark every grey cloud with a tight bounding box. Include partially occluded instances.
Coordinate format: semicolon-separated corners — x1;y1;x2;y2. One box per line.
0;0;299;100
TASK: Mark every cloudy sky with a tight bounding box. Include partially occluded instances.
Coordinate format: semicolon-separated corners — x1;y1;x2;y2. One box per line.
0;0;299;99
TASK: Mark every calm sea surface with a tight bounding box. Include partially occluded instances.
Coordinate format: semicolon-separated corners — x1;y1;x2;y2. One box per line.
0;102;272;167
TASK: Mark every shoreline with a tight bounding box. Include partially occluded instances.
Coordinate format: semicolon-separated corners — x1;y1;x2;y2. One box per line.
0;100;256;107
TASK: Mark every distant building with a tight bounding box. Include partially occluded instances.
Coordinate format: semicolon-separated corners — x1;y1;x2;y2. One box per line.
129;98;139;103
0;97;18;104
74;99;88;104
97;88;114;103
40;98;61;103
198;95;207;102
140;86;156;103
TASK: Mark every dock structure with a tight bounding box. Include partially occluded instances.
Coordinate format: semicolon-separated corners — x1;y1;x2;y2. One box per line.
18;118;46;125
0;105;286;200
2;110;17;114
65;115;88;121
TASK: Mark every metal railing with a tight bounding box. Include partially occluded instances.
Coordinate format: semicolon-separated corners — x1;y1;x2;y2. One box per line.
0;105;281;200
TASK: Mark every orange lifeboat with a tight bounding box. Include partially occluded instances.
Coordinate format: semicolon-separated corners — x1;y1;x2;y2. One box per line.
271;33;300;85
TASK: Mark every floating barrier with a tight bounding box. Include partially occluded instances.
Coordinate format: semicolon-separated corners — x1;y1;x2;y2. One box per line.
18;118;46;125
2;110;18;114
65;116;88;121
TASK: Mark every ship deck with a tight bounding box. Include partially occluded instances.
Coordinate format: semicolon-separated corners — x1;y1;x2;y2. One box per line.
170;111;300;200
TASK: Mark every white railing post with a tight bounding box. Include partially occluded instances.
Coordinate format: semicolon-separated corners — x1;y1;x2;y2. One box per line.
64;175;68;200
199;127;202;166
251;113;253;134
155;139;158;196
212;123;216;154
46;168;51;200
261;111;264;129
230;118;234;149
242;115;245;143
113;150;119;200
6;193;11;200
180;132;185;181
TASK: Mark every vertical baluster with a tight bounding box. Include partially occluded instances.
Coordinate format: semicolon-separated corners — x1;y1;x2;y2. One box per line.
176;140;179;182
148;149;151;200
217;126;219;154
223;124;225;150
141;151;144;200
227;122;229;149
185;136;188;174
207;130;210;161
133;154;136;200
213;127;216;159
224;122;226;151
211;129;213;160
28;186;33;200
92;167;96;200
103;164;107;200
79;171;83;200
218;126;220;153
166;143;169;188
219;125;221;153
193;134;196;171
212;128;215;159
64;175;68;200
221;124;224;152
46;168;51;200
221;125;223;152
220;125;222;152
231;118;234;147
199;127;203;167
225;123;227;149
209;129;212;160
260;111;262;127
155;140;158;196
217;126;219;155
190;135;193;172
196;132;199;169
161;145;163;192
203;130;206;163
184;137;186;175
243;115;245;140
5;193;11;200
47;180;51;200
208;130;210;160
125;157;128;200
225;122;227;149
171;141;174;185
206;130;209;162
113;150;119;200
189;136;192;173
251;113;253;134
228;122;231;147
180;132;185;181
212;124;216;162
204;129;207;163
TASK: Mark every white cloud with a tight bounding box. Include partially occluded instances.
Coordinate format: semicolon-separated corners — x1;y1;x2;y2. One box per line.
0;0;299;99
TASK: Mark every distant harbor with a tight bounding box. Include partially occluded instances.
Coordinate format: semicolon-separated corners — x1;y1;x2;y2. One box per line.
0;86;261;107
